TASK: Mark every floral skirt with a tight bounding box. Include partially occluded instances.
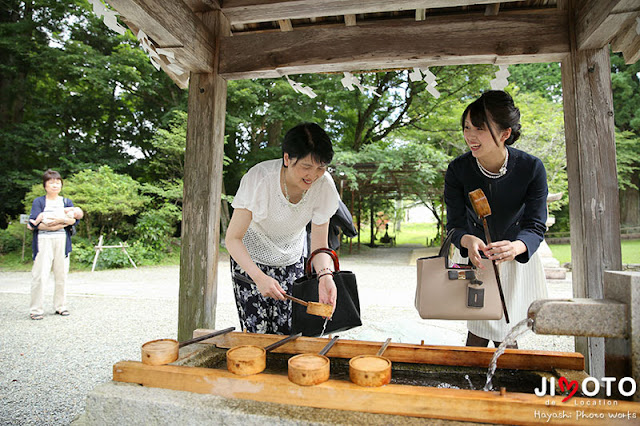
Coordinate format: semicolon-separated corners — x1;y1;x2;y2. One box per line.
230;257;305;334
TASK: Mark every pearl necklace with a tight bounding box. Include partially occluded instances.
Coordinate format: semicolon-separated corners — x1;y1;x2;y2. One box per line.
476;148;509;179
282;168;307;204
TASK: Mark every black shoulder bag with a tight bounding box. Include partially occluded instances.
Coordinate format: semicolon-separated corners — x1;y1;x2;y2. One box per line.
291;248;362;337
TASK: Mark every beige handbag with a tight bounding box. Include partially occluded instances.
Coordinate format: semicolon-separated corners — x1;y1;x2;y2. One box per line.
414;231;503;320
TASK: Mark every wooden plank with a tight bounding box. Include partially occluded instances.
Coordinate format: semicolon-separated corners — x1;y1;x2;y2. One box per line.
561;3;622;377
611;17;640;52
112;360;640;425
182;0;222;13
614;17;640;63
193;331;585;371
484;3;500;16
277;18;293;31
220;0;523;25
178;11;230;341
621;36;640;63
344;14;356;27
575;0;640;50
107;0;215;72
119;19;189;89
218;9;569;79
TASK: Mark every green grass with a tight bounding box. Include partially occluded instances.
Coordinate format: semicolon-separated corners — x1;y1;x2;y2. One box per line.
0;251;33;271
355;222;440;246
3;231;638;271
548;239;640;265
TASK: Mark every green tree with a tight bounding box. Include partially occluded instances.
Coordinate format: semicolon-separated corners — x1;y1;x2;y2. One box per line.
1;0;186;228
54;165;146;240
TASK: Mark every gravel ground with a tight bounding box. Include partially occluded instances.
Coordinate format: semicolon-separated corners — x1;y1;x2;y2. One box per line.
0;246;574;425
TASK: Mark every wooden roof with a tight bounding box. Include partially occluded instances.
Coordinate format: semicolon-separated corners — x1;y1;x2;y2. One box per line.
108;0;640;88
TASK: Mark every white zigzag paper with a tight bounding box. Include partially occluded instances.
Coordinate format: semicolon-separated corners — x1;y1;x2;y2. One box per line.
490;65;510;90
285;75;317;98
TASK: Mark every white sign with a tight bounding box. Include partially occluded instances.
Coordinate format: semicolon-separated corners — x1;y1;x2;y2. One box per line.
20;214;29;224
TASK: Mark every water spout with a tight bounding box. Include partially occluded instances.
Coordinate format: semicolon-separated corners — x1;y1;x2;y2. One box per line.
527;299;627;338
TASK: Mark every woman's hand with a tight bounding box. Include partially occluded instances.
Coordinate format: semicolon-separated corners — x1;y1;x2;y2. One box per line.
460;234;487;269
318;274;337;313
483;240;526;265
253;274;286;300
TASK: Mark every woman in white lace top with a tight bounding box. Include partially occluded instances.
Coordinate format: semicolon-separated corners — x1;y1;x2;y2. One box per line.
225;123;340;334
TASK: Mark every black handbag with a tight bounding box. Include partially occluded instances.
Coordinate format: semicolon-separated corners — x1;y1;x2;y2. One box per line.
291;248;362;337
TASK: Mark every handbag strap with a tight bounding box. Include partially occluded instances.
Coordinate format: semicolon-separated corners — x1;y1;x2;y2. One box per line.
305;247;340;277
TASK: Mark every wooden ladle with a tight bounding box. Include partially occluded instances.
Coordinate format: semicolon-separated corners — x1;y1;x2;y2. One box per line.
349;338;392;387
288;335;339;386
468;188;510;323
233;272;333;317
141;326;235;366
226;332;302;376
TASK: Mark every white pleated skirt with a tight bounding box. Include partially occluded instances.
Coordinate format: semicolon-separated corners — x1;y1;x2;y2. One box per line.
452;248;548;342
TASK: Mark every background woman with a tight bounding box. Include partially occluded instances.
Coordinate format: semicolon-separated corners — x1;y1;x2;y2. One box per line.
225;123;340;334
444;90;548;347
28;169;82;320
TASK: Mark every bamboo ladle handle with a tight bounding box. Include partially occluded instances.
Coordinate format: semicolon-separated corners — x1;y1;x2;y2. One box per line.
234;272;308;306
376;338;392;357
468;189;511;324
283;293;308;307
233;272;332;317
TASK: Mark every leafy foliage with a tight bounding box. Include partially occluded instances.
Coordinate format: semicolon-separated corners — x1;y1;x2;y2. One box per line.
1;1;638;267
23;166;147;241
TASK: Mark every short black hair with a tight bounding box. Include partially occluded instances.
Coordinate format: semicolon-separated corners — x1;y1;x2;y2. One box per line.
282;122;334;165
42;169;62;188
461;90;521;146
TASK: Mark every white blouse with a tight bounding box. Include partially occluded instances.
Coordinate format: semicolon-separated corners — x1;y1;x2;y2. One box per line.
231;159;339;267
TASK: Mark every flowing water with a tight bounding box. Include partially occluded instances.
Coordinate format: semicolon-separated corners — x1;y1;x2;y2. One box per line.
320;317;329;336
483;318;534;391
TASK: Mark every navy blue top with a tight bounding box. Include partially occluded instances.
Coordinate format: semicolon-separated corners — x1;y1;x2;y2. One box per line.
29;195;78;260
444;146;548;263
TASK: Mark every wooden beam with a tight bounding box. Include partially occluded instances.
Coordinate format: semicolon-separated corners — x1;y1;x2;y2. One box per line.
611;16;639;52
277;18;293;31
415;8;426;21
120;19;189;89
112;361;640;424
178;10;230;341
344;14;357;27
219;9;569;80
575;0;640;50
107;0;215;72
484;3;500;16
220;0;523;25
621;34;640;63
612;17;640;63
182;0;222;12
561;2;622;378
194;330;585;371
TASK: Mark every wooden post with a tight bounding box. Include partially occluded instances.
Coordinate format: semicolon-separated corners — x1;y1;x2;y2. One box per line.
357;193;361;251
92;235;104;272
178;10;230;342
369;195;375;247
560;0;622;377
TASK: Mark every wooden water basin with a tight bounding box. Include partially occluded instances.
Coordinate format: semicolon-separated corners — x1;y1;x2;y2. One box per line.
113;330;640;425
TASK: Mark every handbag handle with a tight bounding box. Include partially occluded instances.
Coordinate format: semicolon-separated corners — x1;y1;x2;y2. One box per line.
439;229;475;269
438;230;456;258
305;247;340;277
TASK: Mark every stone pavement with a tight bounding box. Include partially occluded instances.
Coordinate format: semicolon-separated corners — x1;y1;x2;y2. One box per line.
0;245;575;424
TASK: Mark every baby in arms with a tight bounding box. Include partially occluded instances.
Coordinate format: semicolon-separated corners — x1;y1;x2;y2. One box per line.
30;206;84;227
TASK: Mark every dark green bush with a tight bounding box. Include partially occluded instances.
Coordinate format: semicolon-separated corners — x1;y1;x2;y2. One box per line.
0;220;28;254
